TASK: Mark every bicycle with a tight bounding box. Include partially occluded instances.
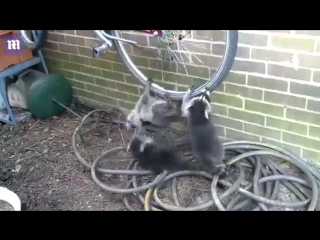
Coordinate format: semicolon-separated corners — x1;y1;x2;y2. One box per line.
20;30;238;101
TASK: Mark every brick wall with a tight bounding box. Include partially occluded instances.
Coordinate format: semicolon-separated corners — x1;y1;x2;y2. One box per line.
43;30;320;164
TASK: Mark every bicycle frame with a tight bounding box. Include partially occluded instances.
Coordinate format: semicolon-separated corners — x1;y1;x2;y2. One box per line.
137;30;163;36
93;30;163;58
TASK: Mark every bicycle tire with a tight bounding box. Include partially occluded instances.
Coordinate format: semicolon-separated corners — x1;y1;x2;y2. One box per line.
96;30;238;100
20;30;47;50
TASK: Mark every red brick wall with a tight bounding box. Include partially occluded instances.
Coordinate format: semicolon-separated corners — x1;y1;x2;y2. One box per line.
43;30;320;164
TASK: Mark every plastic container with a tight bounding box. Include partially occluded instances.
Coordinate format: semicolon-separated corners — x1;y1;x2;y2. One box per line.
0;187;21;211
7;69;45;109
27;73;73;120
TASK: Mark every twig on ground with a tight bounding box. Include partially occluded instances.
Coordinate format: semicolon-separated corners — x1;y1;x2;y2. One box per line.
118;117;125;146
29;120;40;130
16;152;42;163
52;127;67;134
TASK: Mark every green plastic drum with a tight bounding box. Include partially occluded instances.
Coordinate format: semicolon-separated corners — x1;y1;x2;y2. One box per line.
27;73;73;120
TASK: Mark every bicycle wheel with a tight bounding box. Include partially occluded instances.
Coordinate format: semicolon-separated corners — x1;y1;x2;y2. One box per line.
20;30;47;50
98;30;238;100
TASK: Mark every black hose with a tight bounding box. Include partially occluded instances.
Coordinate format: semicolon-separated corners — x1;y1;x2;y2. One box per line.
72;110;320;211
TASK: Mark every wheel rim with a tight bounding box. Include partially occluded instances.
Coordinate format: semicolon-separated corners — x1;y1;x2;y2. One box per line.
20;30;40;46
113;30;234;100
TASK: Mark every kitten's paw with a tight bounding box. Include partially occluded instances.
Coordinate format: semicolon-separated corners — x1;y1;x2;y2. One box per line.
147;78;154;84
215;166;228;189
217;167;227;179
163;92;172;106
164;92;170;99
208;164;227;178
126;121;135;131
150;168;163;176
145;78;154;93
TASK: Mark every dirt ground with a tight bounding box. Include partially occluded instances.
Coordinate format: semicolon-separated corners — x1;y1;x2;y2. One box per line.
0;106;317;211
0;106;216;211
0;107;135;210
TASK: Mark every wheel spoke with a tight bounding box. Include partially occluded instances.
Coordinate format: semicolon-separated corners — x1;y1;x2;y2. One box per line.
119;31;226;86
112;30;237;99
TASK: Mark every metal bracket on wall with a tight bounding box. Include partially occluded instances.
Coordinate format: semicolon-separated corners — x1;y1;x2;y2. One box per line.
0;48;48;125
